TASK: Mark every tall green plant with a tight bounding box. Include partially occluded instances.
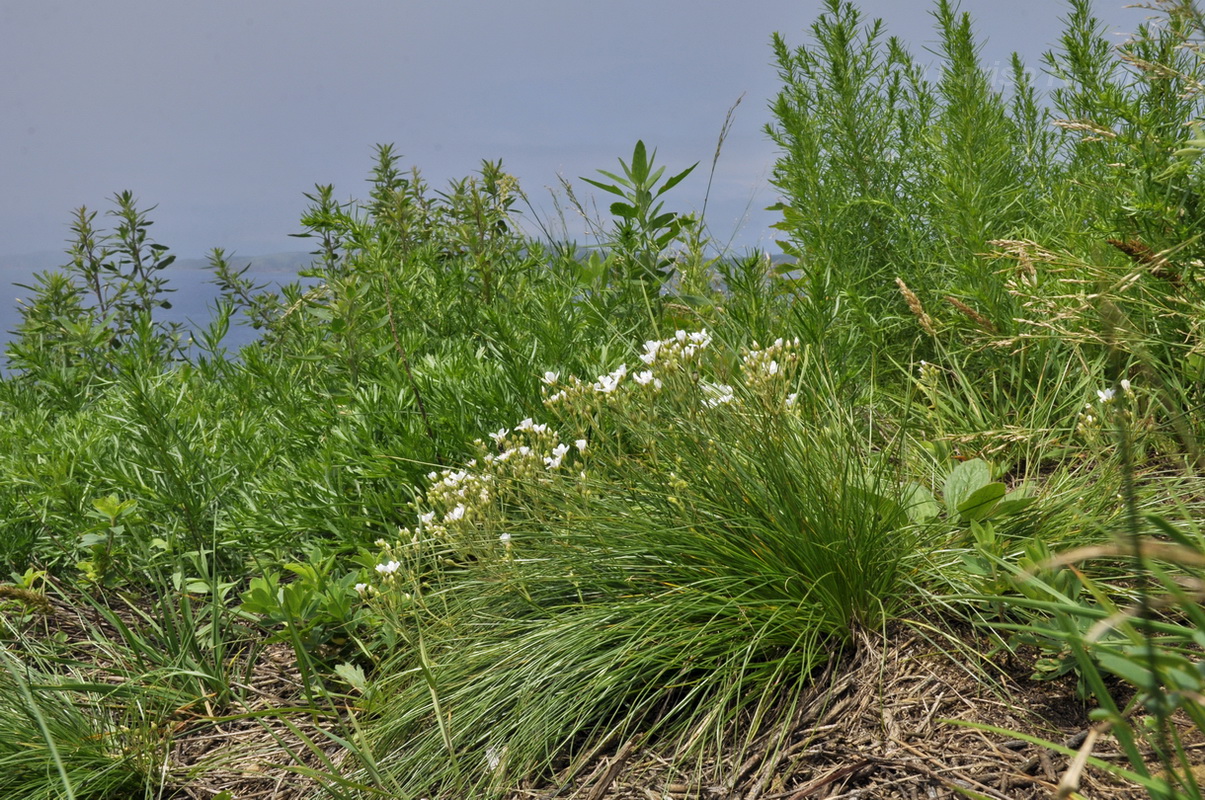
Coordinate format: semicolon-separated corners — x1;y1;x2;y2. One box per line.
582;140;697;291
5;192;184;396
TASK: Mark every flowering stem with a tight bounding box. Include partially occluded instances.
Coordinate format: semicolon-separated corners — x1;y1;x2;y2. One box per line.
415;621;459;772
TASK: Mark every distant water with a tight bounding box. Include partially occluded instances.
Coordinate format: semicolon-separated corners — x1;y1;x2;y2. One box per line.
0;252;314;360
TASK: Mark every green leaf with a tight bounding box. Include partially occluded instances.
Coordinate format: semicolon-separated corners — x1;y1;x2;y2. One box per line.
994;491;1036;517
609;202;637;219
1095;650;1158;692
900;482;940;523
580;176;628;197
334;662;369;693
630;140;649;181
656;162;699;196
957;482;1006;522
944;458;991;513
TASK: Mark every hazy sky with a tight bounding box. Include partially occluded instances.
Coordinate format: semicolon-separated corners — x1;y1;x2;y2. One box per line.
2;1;1141;261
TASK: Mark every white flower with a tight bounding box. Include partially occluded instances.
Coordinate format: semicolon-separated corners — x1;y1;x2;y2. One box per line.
786;393;798;408
531;422;548;434
1120;378;1132;393
354;583;369;594
1097;388;1115;404
575;439;588;453
640;340;662;364
675;330;688;343
516;417;535;432
702;382;735;407
545;442;571;469
375;560;400;575
499;533;511;545
594;368;626;393
419;511;436;527
488;427;509;443
634;370;657;385
542;371;559;385
688;329;711;346
444;504;466;522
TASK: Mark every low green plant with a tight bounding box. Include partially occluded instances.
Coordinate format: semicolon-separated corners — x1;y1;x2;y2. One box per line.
74;494;140;588
240;550;365;656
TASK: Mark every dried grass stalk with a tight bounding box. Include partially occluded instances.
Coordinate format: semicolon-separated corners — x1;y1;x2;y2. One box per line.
895;277;936;336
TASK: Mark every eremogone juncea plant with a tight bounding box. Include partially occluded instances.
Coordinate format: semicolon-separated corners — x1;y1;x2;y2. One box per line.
350;329;938;797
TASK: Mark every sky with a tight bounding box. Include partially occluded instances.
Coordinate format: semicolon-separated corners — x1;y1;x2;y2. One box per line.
1;0;1143;264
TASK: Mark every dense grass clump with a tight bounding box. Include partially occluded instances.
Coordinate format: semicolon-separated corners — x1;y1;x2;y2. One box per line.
3;1;1205;798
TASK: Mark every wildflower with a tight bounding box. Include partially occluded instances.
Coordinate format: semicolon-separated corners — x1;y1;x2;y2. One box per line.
786;393;798;408
375;560;401;575
640;340;662;364
1120;378;1132;393
545;442;571;469
702;382;735;407
489;428;509;444
542;371;559;385
445;504;466;522
499;533;511;545
593;366;627;393
516;418;535;432
531;422;548;434
634;370;656;385
575;439;588;453
1098;388;1115;404
419;511;436;527
354;583;369;595
767;360;779;376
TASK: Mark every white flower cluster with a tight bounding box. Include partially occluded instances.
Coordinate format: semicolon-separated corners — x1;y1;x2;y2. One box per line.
740;337;801;396
544;329;713;408
640;328;713;367
379;415;584;563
